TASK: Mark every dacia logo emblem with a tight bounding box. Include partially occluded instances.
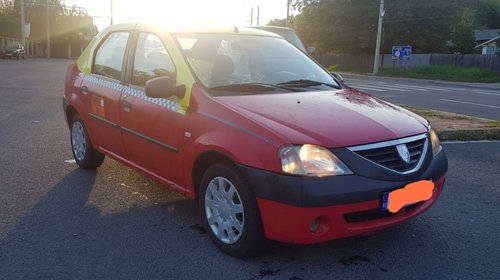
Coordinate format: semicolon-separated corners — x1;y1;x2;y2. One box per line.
396;144;411;164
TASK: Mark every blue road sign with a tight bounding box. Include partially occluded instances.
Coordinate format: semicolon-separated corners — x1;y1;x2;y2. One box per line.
392;46;412;60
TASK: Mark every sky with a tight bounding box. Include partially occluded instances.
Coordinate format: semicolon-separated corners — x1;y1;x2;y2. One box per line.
66;0;292;31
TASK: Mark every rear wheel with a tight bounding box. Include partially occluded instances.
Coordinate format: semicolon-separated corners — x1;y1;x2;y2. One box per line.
70;114;104;169
199;164;264;257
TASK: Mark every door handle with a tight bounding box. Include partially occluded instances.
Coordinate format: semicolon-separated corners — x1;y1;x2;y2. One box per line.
122;101;132;111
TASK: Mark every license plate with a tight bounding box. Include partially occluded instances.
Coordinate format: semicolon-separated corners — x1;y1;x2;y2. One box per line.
382;180;435;213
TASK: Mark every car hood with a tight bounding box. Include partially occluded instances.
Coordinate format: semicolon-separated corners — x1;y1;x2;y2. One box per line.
216;89;429;148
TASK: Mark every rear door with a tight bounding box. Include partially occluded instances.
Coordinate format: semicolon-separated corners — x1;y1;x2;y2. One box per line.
81;31;130;157
119;32;186;188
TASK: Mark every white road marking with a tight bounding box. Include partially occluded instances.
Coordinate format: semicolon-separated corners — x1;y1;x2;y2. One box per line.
473;91;500;97
354;84;408;91
440;99;500;109
65;159;76;163
350;85;387;92
377;83;429;91
349;82;447;92
442;140;500;144
393;84;452;91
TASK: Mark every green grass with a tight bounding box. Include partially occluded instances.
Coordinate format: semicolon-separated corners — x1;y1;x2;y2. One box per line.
327;65;500;83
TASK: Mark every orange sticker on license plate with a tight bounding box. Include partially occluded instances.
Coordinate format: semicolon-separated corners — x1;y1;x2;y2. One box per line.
382;180;434;213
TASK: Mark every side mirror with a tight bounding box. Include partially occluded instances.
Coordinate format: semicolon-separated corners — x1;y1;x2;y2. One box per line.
330;72;344;84
145;76;185;99
306;46;316;55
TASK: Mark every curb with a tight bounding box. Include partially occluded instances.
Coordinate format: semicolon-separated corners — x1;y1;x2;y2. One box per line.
437;129;500;141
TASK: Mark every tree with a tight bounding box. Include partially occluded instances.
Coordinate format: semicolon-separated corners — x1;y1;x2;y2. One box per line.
0;0;93;41
267;15;298;28
284;0;500;54
450;7;476;53
0;0;18;38
477;0;500;28
291;0;379;54
267;18;287;27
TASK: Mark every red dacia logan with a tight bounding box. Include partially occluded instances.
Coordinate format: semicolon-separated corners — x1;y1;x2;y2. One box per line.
63;23;448;256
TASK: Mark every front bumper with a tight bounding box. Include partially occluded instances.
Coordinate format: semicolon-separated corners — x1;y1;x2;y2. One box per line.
4;51;20;58
237;147;447;244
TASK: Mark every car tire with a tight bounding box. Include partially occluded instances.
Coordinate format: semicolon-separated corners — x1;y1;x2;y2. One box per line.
199;163;264;257
70;114;105;169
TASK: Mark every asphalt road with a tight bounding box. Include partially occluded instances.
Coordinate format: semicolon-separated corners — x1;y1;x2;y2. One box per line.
1;59;499;279
342;74;500;121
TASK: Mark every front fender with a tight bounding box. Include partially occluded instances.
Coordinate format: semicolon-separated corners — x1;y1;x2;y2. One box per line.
182;113;283;199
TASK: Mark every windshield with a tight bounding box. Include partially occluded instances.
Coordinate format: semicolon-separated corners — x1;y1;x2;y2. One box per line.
174;33;339;93
7;43;21;49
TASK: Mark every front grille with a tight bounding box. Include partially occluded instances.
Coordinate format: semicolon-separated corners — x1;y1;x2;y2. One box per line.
350;134;427;173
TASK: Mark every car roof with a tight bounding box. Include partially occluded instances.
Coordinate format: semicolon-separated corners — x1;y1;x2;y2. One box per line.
103;22;282;37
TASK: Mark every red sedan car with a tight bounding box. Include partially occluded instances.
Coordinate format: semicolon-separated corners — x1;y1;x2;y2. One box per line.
63;23;447;256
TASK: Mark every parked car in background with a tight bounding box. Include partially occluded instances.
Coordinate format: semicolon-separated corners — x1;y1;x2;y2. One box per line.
2;43;26;59
249;25;345;84
64;23;447;257
248;26;307;52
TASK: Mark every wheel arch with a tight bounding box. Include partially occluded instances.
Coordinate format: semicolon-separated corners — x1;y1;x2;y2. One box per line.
191;150;235;200
65;105;79;127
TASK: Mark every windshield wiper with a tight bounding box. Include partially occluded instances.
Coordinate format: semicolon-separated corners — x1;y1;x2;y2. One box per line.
277;79;338;89
209;83;302;93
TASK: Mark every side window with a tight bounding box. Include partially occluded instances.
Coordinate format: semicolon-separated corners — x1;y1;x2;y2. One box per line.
132;33;176;87
93;32;130;80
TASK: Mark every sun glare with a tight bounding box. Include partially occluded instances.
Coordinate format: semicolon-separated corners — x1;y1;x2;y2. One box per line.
71;0;288;31
132;0;247;29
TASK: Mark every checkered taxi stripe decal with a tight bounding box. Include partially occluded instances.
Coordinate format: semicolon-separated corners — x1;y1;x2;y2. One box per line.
84;75;185;114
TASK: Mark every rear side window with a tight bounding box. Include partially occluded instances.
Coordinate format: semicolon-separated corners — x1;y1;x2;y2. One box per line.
131;33;176;87
93;32;130;80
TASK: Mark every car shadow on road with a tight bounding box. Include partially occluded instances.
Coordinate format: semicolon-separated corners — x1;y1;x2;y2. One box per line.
0;167;443;279
0;168;208;279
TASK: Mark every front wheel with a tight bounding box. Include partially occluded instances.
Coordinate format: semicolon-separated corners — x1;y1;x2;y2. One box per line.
199;164;264;257
70;114;105;169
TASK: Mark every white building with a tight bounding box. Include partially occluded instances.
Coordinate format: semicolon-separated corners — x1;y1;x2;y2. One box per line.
474;29;500;55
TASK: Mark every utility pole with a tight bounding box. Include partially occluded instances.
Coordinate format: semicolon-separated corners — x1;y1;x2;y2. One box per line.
20;0;25;46
373;0;384;75
256;5;260;26
286;0;290;27
250;7;253;26
110;0;113;25
46;0;51;58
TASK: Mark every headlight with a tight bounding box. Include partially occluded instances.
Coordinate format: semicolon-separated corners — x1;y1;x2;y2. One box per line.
430;127;441;155
280;144;352;176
